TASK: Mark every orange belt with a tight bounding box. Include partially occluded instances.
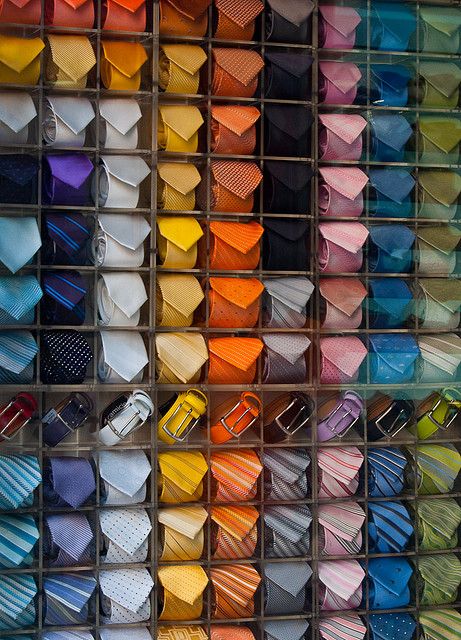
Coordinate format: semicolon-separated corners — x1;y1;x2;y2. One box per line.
212;48;264;97
211;105;260;155
210;392;262;444
208;337;263;384
214;0;263;41
206;220;263;271
159;0;210;37
208;277;264;328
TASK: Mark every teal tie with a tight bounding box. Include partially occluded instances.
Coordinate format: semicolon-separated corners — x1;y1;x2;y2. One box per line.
0;455;41;510
0;514;39;568
0;573;37;631
0;330;38;383
0;217;41;274
0;276;43;325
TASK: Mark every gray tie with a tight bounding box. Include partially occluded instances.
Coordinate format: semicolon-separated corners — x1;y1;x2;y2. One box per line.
264;561;312;615
264;618;310;640
263;448;310;500
265;505;312;558
263;334;311;383
263;276;314;328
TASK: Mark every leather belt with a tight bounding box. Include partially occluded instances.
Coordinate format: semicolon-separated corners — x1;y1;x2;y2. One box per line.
98;390;153;446
317;391;363;442
367;393;415;441
158;389;207;445
0;393;37;442
42;392;92;447
263;392;313;444
210;392;262;444
412;388;461;440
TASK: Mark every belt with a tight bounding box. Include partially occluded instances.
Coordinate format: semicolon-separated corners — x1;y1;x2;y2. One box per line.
208;220;263;271
208;337;263;385
319;167;368;218
98;390;153;446
211;48;263;98
42;392;92;447
210;392;261;444
317;391;363;442
0;393;37;442
318;222;368;273
158;389;208;445
367;393;415;441
412;388;461;440
263;161;313;215
263;392;313;444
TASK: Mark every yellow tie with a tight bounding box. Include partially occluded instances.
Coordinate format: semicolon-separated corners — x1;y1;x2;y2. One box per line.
158;627;207;640
0;36;44;85
158;506;207;561
155;332;208;383
158;105;204;153
101;41;148;91
158;389;208;445
46;35;96;88
159;44;207;94
158;450;208;503
156;274;204;327
157;217;204;269
158;565;208;621
158;163;202;211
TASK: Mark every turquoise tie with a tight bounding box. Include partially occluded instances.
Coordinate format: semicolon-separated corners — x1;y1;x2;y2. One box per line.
0;330;38;383
0;514;39;568
0;217;41;274
0;454;41;510
0;276;43;325
0;573;37;631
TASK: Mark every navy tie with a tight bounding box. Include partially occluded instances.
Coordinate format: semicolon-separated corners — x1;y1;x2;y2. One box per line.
367;447;407;497
42;212;90;266
369;612;416;640
42;271;86;325
40;330;92;384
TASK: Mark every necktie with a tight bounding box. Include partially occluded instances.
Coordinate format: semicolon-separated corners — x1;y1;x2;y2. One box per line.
319;61;361;105
0;153;37;205
367;557;412;609
212;505;258;559
214;0;263;40
369;613;416;640
263;218;309;271
319;614;366;640
42;212;89;266
0;36;44;85
409;444;461;494
95;155;150;209
0;276;42;325
368;279;412;329
101;0;146;31
42;271;86;325
159;0;210;37
211;48;264;97
369;333;420;384
99;568;154;623
43;572;96;625
210;564;260;618
0;0;40;24
419;118;461;164
0;217;41;273
318;446;364;498
44;632;95;640
100;629;152;640
157;216;203;269
0;454;41;510
368;224;415;273
0;330;38;384
264;51;313;101
371;2;416;50
46;35;96;88
370;64;411;107
367;447;407;497
319;336;367;385
0;574;37;630
93;214;151;268
208;277;263;328
319;167;368;217
156;332;208;384
40;330;92;384
207;220;262;271
100;508;151;564
418;333;461;383
320;278;366;330
46;0;94;27
418;62;461;108
264;561;311;615
319;114;366;161
416;225;461;275
265;0;313;44
157;163;201;211
43;96;95;148
158;506;207;561
44;512;93;567
43;153;93;206
197;159;262;213
43;456;95;508
319;559;364;610
415;279;461;331
208;337;263;384
97;449;151;506
99;98;142;149
420;608;461;640
319;5;361;49
158;105;203;153
368;501;413;553
159;44;207;94
0;92;37;145
416;498;461;550
158;565;208;620
264;161;313;215
98;273;147;326
158;450;207;503
368;168;415;218
263;276;313;329
157;274;204;327
0;514;39;568
211;105;260;155
420;7;461;53
419;171;461;221
264;505;311;558
212;627;254;640
264;104;312;157
99;330;148;383
263;447;310;500
319;221;368;273
370;113;412;162
159;627;207;640
264;619;309;640
210;449;262;502
318;502;365;556
262;334;310;384
418;553;461;605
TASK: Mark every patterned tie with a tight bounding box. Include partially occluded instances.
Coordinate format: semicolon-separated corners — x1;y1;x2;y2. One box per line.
367;447;407;497
264;505;311;558
367;557;412;609
264;619;309;640
46;34;96;88
318;502;365;556
158;628;207;640
158;451;207;503
211;449;262;502
43;572;96;625
159;506;207;561
0;573;37;631
0;514;39;568
264;561;312;616
369;613;416;640
42;212;89;265
42;271;86;325
43;456;95;508
368;501;413;553
158;565;208;620
0;454;41;509
40;330;92;384
418;554;461;605
420;608;461;640
211;505;258;559
263;276;314;329
408;444;461;494
99;568;154;623
263;448;310;500
318;447;364;498
319;559;364;610
0;330;38;383
416;498;461;550
100;508;151;564
212;626;255;640
210;564;260;619
44;513;93;567
97;449;151;506
319;614;366;640
0;276;42;325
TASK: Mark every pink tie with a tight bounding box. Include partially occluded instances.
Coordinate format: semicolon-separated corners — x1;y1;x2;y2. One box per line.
319;61;362;105
318;446;364;498
320;336;368;384
319;559;365;611
319;5;362;49
319;221;369;273
318;502;366;556
319;167;368;217
319;114;367;161
319;614;366;640
320;278;367;329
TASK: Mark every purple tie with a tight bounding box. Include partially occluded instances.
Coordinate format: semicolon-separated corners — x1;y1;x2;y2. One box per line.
43;457;95;508
43;154;93;206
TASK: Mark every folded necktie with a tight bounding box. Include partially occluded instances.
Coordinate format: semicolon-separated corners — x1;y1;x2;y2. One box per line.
159;628;207;640
264;561;311;614
367;447;407;497
157;216;203;269
214;0;263;40
418;554;461;605
97;272;147;326
95;155;150;208
263;276;313;328
211;564;260;619
0;154;38;204
43;572;96;625
210;449;262;502
156;273;203;327
197;160;262;213
44;512;93;567
265;504;311;558
42;212;89;266
263;218;309;270
0;0;40;23
420;609;461;640
0;36;44;84
264;161;313;214
265;619;309;640
101;41;148;91
264;51;313;100
159;0;210;37
97;449;150;505
418;333;461;383
157;163;201;211
43;456;95;508
43;153;93;206
368;501;413;553
319;61;361;105
319;559;364;610
319;167;368;217
319;614;366;640
318;221;368;273
93;214;151;267
263;447;310;500
420;6;461;53
212;505;259;559
419;117;461;165
0;92;36;145
368;278;412;329
159;44;207;94
368;224;415;273
368;168;415;218
0;275;42;325
45;35;96;88
98;330;148;383
318;502;365;556
42;270;86;325
100;568;153;623
100;507;151;564
158;505;207;561
158;565;208;620
419;170;461;220
416;225;461;275
155;332;208;384
370;2;416;50
409;443;461;494
368;333;420;384
319;114;366;161
318;446;364;498
40;329;92;384
43;96;95;147
208;336;263;384
158;450;207;503
211;48;264;97
0;330;38;383
369;112;412;162
418;61;461;108
415;279;461;331
0;454;41;509
319;5;361;49
99;98;142;149
101;0;146;31
208;220;263;270
319;336;367;385
263;333;310;384
0;574;37;630
265;0;313;43
210;105;260;155
208;277;263;328
366;558;412;609
416;498;461;550
264;103;312;157
45;0;94;26
0;514;39;568
320;278;366;330
369;64;411;107
158;105;203;153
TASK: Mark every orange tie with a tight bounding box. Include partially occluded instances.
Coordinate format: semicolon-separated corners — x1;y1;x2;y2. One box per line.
210;564;261;619
212;505;259;559
101;41;148;91
211;627;255;640
102;0;146;31
206;220;264;271
208;337;263;384
210;449;262;502
212;48;264;97
211;105;260;155
159;0;211;37
214;0;263;40
197;160;263;213
208;277;264;328
210;392;262;444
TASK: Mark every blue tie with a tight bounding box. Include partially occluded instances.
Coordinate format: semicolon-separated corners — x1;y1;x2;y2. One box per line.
0;217;41;274
0;573;37;631
0;276;43;325
368;333;420;384
43;572;96;626
366;557;413;610
43;456;96;509
368;168;415;218
371;65;412;107
0;330;38;383
42;271;86;325
370;113;412;162
371;2;416;51
369;225;415;273
368;501;413;553
0;514;39;568
369;613;416;640
368;279;413;329
0;454;41;510
367;447;407;497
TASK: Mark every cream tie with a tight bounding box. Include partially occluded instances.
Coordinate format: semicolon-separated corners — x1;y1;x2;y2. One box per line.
156;333;208;383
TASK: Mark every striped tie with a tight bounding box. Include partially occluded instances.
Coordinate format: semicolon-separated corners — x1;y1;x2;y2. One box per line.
418;553;461;605
0;276;42;325
43;572;96;625
420;608;461;640
44;513;94;567
210;564;261;619
0;454;41;510
416;498;461;550
409;444;461;494
367;447;407;497
158;451;208;503
0;573;37;631
264;505;311;558
319;559;364;611
211;505;259;560
318;502;365;556
368;501;413;553
0;514;39;568
318;447;364;498
263;447;310;500
319;614;366;640
210;449;262;502
0;330;38;383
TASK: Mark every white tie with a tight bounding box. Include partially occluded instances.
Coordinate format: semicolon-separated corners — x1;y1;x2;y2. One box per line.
94;156;151;208
100;508;152;564
100;629;151;640
99;98;142;150
100;568;154;624
98;330;148;383
97;273;147;326
0;92;36;145
43;96;95;147
96;450;151;506
93;214;150;267
98;389;154;446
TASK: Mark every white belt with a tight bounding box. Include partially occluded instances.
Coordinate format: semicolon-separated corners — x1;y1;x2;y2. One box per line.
98;389;154;446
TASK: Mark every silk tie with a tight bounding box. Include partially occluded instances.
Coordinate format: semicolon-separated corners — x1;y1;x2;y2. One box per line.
158;505;207;561
0;514;39;568
99;568;154;623
209;277;264;328
157;274;204;327
93;214;150;268
319;559;364;610
101;0;146;31
367;557;412;609
1;0;40;24
263;276;314;329
371;2;416;50
0;92;37;145
101;41;148;91
265;561;311;615
420;7;461;53
319;614;366;640
40;330;92;384
208;220;263;271
0;35;44;85
99;98;142;149
368;168;415;218
43;456;95;508
370;64;411;107
0;330;38;384
211;48;264;97
264;505;311;558
159;44;207;94
370;113;412;162
158;105;203;153
212;627;254;640
319;61;361;105
417;225;461;276
95;155;150;209
100;508;151;564
419;118;461;164
97;449;151;506
0;154;38;203
418;61;461;109
264;104;312;158
44;512;93;567
319;166;368;217
418;333;461;383
263;334;310;384
408;443;461;494
369;613;416;640
158;450;207;503
157;216;203;269
159;0;210;37
197;159;262;213
43;572;96;625
157;163;201;211
318;502;365;556
420;609;461;640
208;336;263;384
320;278;366;330
368;224;415;273
214;0;263;40
369;278;412;329
418;553;461;605
265;0;313;44
419;171;461;221
42;212;89;266
43;96;95;148
98;330;148;383
368;501;413;553
0;217;41;273
43;153;93;206
263;447;310;500
212;505;258;560
46;35;96;88
0;455;41;510
0;574;37;630
319;5;361;48
319;114;366;161
264;619;309;640
367;447;407;497
98;272;147;326
158;627;207;640
210;449;262;502
416;498;461;550
210;564;260;618
158;565;208;620
318;447;364;498
0;276;42;325
211;105;260;155
42;271;86;325
46;0;94;28
156;332;208;384
319;336;367;385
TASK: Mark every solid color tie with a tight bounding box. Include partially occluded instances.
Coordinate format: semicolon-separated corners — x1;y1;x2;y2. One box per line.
159;44;207;94
367;557;412;609
318;221;368;273
42;212;89;266
0;0;40;23
211;105;260;155
159;0;210;37
99;98;142;149
415;279;461;331
265;0;313;44
0;36;44;85
0;92;37;145
0;217;41;273
155;332;208;384
319;167;368;217
416;498;461;550
95;155;150;209
368;224;415;273
319;61;361;105
320;278;366;330
318;446;364;498
101;0;146;31
368;168;415;218
157;163;201;211
420;7;461;53
0;276;42;325
43;96;95;148
265;561;311;615
319;559;364;610
43;153;93;206
319;614;366;640
156;274;204;327
370;113;412;162
158;105;203;153
208;336;263;384
44;512;93;567
371;2;416;50
98;330;148;383
265;50;313;102
45;0;94;28
418;62;461;108
46;35;96;88
265;505;311;558
208;277;264;328
409;444;461;494
263;276;313;329
263;447;310;501
368;501;413;553
101;41;148;91
418;171;461;221
318;502;365;556
0;153;38;204
369;613;416;640
419;118;461;164
0;330;38;384
418;553;461;605
0;455;41;510
197;159;262;213
99;568;154;623
319;5;361;49
93;214;150;268
0;574;37;631
416;225;461;275
212;505;258;560
420;609;461;640
97;449;151;506
40;330;92;384
264;104;312;158
369;64;411;107
263;218;309;271
158;505;207;561
211;48;264;97
158;450;207;504
158;565;208;620
100;508;151;564
208;220;263;271
98;272;147;326
214;0;263;40
210;564;260;619
43;572;96;625
211;449;262;502
43;456;95;509
368;278;412;329
0;514;39;568
157;216;203;270
319;114;366;161
42;270;86;325
264;161;313;215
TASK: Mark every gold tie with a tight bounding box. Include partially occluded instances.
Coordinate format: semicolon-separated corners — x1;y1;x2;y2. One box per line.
158;163;201;211
419;171;461;220
159;506;207;561
46;35;96;88
0;36;44;85
155;332;208;383
158;627;207;640
159;44;207;94
419;117;461;163
158;565;208;620
158;105;204;153
157;217;204;269
156;274;204;327
158;450;208;503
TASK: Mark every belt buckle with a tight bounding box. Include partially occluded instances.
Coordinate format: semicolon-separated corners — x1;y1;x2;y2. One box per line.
220;395;260;439
375;401;412;438
427;397;460;431
48;392;93;437
106;391;152;441
161;389;206;442
0;394;36;441
275;395;312;436
324;401;359;438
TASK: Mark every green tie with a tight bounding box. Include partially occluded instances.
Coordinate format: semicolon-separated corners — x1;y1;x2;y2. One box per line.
416;498;461;551
418;553;461;605
408;444;461;494
420;608;461;640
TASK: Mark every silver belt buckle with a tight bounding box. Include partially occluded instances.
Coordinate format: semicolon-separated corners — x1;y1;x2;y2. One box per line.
324;401;359;438
375;401;412;438
220;398;259;438
275;395;312;436
161;391;204;442
47;393;92;436
427;397;459;431
0;401;31;440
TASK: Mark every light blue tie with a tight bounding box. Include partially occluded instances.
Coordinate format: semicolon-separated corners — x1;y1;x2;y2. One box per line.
0;514;39;568
370;113;412;162
0;276;43;325
0;330;38;383
0;573;37;631
0;454;41;510
0;217;41;274
368;168;415;218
